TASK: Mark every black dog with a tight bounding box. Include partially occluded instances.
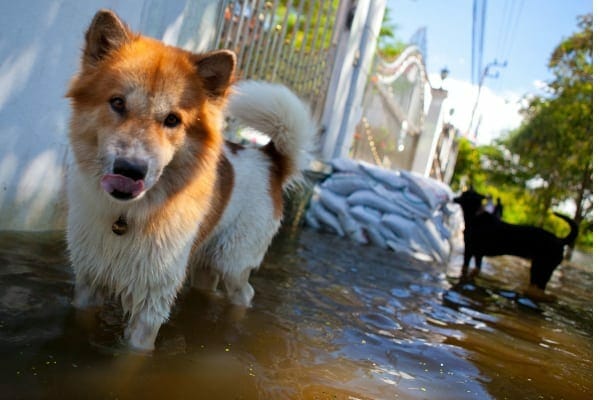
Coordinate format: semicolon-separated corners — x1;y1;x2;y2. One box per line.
454;189;578;300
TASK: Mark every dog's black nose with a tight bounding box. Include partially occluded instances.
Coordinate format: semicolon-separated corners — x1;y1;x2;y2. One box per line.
113;158;148;181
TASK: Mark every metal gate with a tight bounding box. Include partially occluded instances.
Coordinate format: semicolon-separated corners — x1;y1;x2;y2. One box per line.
213;0;343;121
350;46;428;170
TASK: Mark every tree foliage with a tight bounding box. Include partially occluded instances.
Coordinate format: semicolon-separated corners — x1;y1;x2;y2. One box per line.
377;8;407;60
503;14;592;231
452;14;592;249
275;0;339;50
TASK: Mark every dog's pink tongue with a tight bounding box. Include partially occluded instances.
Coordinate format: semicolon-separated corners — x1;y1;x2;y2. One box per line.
101;174;144;197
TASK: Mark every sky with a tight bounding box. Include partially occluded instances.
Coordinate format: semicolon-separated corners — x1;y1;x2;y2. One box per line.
386;0;592;144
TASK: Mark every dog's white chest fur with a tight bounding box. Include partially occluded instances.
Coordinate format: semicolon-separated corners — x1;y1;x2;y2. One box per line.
67;168;194;320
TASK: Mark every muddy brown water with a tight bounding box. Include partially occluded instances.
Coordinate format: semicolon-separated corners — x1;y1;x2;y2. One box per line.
0;229;592;399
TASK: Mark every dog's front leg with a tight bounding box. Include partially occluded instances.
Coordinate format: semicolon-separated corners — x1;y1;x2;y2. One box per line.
123;282;182;351
124;311;163;351
223;268;255;307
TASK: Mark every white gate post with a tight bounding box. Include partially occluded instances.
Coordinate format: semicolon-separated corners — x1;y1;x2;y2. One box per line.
319;0;387;161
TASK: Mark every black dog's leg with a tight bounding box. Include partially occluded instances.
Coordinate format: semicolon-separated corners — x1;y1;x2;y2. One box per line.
469;255;483;278
529;258;557;291
461;245;472;281
525;258;558;301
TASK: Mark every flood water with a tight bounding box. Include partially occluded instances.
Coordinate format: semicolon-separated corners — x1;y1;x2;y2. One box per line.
0;229;592;399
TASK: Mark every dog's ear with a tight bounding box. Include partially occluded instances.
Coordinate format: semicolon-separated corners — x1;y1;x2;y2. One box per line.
83;9;132;66
193;50;236;98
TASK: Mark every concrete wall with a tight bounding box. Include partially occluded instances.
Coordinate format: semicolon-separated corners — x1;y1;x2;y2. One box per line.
0;0;221;230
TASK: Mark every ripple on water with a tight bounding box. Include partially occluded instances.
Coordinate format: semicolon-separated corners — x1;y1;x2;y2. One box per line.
390;287;410;298
359;313;402;335
0;229;592;400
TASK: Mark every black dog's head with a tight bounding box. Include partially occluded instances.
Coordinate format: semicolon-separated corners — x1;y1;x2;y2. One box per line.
454;189;485;217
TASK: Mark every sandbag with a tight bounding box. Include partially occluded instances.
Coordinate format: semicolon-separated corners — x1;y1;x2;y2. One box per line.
304;208;320;229
386;236;436;263
415;218;450;262
347;190;411;218
321;173;373;196
386;239;414;258
363;225;388;248
359;163;407;189
378;224;404;243
305;158;459;261
380;213;417;239
431;212;451;240
330;158;363;174
380;216;435;260
317;188;368;244
349;205;381;226
318;187;349;216
401;170;452;210
310;200;344;236
372;184;431;219
339;213;368;244
401;189;433;215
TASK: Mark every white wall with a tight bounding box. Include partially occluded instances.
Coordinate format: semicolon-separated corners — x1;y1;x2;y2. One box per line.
0;0;221;230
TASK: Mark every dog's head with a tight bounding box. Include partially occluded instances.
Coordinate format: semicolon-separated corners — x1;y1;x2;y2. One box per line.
454;189;485;216
67;10;235;202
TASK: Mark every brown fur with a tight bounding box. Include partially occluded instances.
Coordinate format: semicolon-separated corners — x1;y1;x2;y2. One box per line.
67;12;235;242
193;155;234;244
261;141;293;218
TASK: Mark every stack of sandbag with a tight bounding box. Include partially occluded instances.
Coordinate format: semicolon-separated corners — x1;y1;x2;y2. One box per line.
304;158;459;263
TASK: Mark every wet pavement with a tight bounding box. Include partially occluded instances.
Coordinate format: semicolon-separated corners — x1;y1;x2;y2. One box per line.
0;229;592;399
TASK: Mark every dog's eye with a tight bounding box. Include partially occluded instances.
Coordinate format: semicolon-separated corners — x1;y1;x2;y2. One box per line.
109;97;126;114
164;113;180;128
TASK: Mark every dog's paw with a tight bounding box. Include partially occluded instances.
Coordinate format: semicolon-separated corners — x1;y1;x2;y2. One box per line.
467;268;481;279
459;269;478;283
228;283;255;308
524;285;556;302
124;319;161;352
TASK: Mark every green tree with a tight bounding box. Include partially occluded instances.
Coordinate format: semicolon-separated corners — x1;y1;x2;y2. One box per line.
277;0;339;49
377;8;407;60
451;137;484;190
450;137;576;239
502;14;592;249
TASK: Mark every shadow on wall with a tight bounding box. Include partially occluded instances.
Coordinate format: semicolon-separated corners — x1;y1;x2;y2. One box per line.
140;0;220;53
0;0;220;230
0;1;77;230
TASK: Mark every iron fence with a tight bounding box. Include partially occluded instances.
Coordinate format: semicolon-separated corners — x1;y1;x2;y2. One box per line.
214;0;343;122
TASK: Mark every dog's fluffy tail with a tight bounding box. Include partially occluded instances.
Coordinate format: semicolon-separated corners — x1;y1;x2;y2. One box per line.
227;80;315;188
553;212;579;246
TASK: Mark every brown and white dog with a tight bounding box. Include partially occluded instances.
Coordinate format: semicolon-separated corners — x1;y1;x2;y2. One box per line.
66;10;314;350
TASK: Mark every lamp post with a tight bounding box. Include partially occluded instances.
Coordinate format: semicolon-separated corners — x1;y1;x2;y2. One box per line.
440;67;449;89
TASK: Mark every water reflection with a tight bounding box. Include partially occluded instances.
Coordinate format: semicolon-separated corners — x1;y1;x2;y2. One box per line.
0;229;592;399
